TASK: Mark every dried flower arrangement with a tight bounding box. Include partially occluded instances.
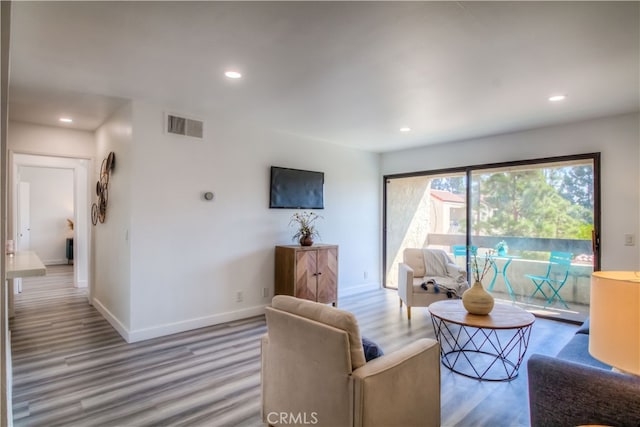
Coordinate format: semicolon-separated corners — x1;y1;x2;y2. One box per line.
289;211;322;243
470;247;495;283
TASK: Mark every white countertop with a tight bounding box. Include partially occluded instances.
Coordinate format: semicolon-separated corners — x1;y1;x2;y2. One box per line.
6;251;46;279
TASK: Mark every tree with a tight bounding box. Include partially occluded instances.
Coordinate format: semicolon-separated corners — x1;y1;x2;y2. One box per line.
546;165;594;211
431;176;466;195
472;169;593;239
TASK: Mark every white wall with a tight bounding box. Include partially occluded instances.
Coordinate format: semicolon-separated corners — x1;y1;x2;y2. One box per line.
123;101;380;340
8;121;95;159
382;112;640;270
8;107;381;343
8;121;94;239
93;102;133;335
18;166;73;264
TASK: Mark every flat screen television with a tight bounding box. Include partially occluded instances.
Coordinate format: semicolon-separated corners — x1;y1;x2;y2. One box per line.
269;166;324;209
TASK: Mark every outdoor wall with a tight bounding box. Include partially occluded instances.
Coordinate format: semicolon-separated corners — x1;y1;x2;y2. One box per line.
382;112;640;271
124;101;380;341
385;176;432;287
18;166;73;264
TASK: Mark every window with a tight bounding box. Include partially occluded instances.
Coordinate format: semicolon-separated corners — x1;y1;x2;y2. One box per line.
384;154;599;322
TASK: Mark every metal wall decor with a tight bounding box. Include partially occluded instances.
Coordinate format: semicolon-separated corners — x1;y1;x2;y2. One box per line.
92;151;116;225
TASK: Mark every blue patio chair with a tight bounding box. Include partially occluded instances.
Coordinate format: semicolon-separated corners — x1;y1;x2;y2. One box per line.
526;251;573;308
452;244;484;280
451;245;477;264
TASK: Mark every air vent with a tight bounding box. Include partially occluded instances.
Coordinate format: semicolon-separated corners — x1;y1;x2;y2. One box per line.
165;113;204;139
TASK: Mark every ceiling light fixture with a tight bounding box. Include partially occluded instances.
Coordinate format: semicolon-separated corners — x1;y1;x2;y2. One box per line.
400;127;411;132
548;94;567;102
59;117;73;123
224;71;242;79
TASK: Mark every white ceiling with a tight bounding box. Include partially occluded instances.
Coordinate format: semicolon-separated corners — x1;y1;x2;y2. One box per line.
8;1;639;152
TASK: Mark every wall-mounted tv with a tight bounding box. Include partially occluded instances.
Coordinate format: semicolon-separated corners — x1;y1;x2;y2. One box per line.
269;166;324;209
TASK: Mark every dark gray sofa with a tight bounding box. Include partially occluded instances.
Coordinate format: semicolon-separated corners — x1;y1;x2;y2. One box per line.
528;319;640;427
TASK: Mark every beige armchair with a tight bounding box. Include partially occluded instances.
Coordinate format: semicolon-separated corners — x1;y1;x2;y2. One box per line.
262;295;441;427
398;248;469;319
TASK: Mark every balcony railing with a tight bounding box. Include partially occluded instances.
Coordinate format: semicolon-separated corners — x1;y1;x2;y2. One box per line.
426;233;593;255
387;233;594;311
434;233;593;307
471;256;593;306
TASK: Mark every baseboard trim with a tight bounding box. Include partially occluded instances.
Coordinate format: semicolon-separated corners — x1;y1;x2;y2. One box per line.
92;298;131;342
339;282;380;297
127;305;267;343
75;279;88;289
44;259;68;266
92;299;268;344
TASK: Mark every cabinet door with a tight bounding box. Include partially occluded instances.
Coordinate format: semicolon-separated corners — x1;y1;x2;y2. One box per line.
295;250;317;301
316;247;338;304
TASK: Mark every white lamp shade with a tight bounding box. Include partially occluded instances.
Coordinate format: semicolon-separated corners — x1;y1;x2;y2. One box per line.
589;271;640;375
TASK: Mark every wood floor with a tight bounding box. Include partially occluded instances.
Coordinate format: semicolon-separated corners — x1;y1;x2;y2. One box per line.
10;265;579;426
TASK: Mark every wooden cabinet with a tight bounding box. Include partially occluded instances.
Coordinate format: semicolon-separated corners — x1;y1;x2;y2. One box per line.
275;244;338;305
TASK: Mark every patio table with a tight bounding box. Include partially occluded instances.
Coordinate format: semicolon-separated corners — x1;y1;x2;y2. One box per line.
486;255;520;302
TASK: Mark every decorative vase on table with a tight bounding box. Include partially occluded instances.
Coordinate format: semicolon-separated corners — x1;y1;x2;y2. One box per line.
290;211;321;248
300;235;314;247
496;241;508;257
462;280;495;315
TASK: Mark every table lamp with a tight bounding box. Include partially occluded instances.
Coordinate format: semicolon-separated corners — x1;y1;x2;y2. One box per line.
589;271;640;376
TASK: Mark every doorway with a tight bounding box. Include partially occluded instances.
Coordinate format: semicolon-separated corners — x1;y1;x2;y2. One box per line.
10;153;91;299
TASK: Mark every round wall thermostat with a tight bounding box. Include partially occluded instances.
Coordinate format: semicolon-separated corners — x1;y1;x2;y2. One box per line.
204;192;215;201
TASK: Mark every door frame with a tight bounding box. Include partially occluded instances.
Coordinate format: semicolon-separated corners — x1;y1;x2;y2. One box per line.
383;152;601;288
17;181;30;252
9;152;92;298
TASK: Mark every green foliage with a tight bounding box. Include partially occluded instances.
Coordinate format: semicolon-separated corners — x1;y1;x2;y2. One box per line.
471;167;593;239
546;165;594;210
431;176;466;194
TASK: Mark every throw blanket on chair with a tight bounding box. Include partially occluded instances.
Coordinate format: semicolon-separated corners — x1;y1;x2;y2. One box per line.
421;249;468;297
422;249;452;277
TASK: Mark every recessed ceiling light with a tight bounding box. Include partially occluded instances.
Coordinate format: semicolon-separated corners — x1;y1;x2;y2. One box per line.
548;94;567;102
59;117;73;123
400;127;411;132
224;71;242;79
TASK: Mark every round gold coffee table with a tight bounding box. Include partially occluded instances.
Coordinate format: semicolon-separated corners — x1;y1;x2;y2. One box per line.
428;299;535;381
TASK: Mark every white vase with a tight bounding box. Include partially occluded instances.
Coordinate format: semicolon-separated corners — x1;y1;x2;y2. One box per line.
462;281;495;315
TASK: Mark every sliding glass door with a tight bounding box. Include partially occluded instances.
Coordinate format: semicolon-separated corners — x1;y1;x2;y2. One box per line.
384;154;599;322
384;171;467;289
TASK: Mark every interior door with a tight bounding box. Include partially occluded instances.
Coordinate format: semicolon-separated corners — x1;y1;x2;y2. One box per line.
17;181;31;251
